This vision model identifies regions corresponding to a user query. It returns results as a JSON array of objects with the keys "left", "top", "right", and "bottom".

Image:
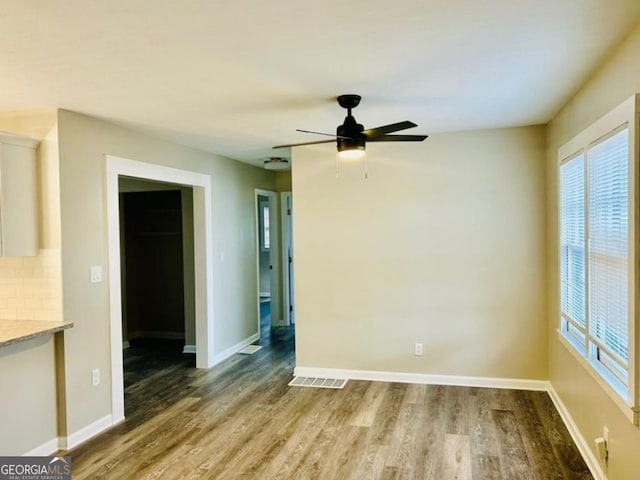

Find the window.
[
  {"left": 260, "top": 202, "right": 270, "bottom": 250},
  {"left": 558, "top": 95, "right": 638, "bottom": 424}
]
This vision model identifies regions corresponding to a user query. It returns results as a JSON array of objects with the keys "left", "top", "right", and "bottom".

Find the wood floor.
[{"left": 63, "top": 318, "right": 592, "bottom": 479}]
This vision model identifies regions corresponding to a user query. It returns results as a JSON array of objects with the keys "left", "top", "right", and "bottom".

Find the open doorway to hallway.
[
  {"left": 255, "top": 189, "right": 282, "bottom": 339},
  {"left": 254, "top": 189, "right": 295, "bottom": 336},
  {"left": 256, "top": 192, "right": 273, "bottom": 335}
]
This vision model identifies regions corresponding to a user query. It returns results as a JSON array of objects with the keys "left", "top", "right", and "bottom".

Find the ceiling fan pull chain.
[
  {"left": 335, "top": 154, "right": 339, "bottom": 178},
  {"left": 364, "top": 155, "right": 368, "bottom": 180}
]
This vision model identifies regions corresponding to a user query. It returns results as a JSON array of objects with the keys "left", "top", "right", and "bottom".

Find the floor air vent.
[
  {"left": 288, "top": 376, "right": 348, "bottom": 389},
  {"left": 238, "top": 345, "right": 263, "bottom": 355}
]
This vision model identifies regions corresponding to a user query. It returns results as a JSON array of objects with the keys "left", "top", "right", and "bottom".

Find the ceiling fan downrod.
[{"left": 336, "top": 95, "right": 365, "bottom": 155}]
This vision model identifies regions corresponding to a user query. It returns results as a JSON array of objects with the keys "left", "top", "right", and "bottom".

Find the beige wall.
[
  {"left": 56, "top": 110, "right": 275, "bottom": 435},
  {"left": 293, "top": 126, "right": 547, "bottom": 378},
  {"left": 0, "top": 109, "right": 57, "bottom": 141},
  {"left": 275, "top": 170, "right": 292, "bottom": 192},
  {"left": 546, "top": 23, "right": 640, "bottom": 480}
]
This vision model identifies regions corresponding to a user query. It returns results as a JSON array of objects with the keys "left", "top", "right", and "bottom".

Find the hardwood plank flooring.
[{"left": 62, "top": 322, "right": 592, "bottom": 479}]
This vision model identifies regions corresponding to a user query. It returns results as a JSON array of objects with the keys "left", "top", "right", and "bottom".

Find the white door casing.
[
  {"left": 281, "top": 192, "right": 295, "bottom": 325},
  {"left": 106, "top": 155, "right": 214, "bottom": 423}
]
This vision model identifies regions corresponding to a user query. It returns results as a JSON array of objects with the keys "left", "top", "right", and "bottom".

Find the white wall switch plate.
[
  {"left": 90, "top": 265, "right": 102, "bottom": 283},
  {"left": 91, "top": 368, "right": 100, "bottom": 386}
]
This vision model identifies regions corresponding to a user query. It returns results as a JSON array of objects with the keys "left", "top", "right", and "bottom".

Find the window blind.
[
  {"left": 588, "top": 128, "right": 629, "bottom": 367},
  {"left": 560, "top": 155, "right": 586, "bottom": 327}
]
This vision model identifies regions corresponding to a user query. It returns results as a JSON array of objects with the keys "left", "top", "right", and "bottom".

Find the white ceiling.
[{"left": 1, "top": 1, "right": 639, "bottom": 166}]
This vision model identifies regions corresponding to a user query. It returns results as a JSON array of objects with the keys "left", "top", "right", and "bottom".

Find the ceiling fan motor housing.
[{"left": 337, "top": 114, "right": 365, "bottom": 152}]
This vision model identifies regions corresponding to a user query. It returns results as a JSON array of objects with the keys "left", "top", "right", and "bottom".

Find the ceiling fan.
[{"left": 273, "top": 94, "right": 428, "bottom": 159}]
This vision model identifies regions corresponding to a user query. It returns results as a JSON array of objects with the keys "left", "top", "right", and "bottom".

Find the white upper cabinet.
[{"left": 0, "top": 132, "right": 39, "bottom": 257}]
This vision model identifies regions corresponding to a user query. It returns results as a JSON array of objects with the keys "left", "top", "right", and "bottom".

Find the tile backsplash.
[{"left": 0, "top": 249, "right": 63, "bottom": 321}]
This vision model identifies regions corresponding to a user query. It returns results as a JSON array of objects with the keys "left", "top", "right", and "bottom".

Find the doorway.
[
  {"left": 106, "top": 156, "right": 214, "bottom": 424},
  {"left": 255, "top": 190, "right": 281, "bottom": 337},
  {"left": 120, "top": 188, "right": 191, "bottom": 348},
  {"left": 257, "top": 193, "right": 272, "bottom": 333}
]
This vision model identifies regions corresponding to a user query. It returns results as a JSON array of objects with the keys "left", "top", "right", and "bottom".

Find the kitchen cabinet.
[{"left": 0, "top": 132, "right": 38, "bottom": 256}]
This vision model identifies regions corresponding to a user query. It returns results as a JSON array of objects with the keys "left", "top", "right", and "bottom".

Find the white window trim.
[{"left": 557, "top": 94, "right": 640, "bottom": 426}]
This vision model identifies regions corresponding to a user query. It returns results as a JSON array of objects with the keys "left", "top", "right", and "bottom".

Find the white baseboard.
[
  {"left": 547, "top": 384, "right": 605, "bottom": 480},
  {"left": 183, "top": 344, "right": 196, "bottom": 354},
  {"left": 293, "top": 367, "right": 549, "bottom": 391},
  {"left": 59, "top": 414, "right": 114, "bottom": 451},
  {"left": 212, "top": 333, "right": 260, "bottom": 365},
  {"left": 23, "top": 437, "right": 60, "bottom": 456}
]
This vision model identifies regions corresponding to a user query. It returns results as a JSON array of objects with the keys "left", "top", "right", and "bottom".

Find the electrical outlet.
[
  {"left": 414, "top": 343, "right": 423, "bottom": 356},
  {"left": 91, "top": 368, "right": 100, "bottom": 387},
  {"left": 595, "top": 437, "right": 607, "bottom": 461}
]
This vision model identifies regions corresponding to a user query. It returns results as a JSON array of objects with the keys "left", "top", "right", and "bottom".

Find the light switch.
[
  {"left": 90, "top": 266, "right": 102, "bottom": 283},
  {"left": 91, "top": 368, "right": 100, "bottom": 386}
]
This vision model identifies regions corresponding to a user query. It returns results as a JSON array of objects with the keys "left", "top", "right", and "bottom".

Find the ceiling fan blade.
[
  {"left": 362, "top": 121, "right": 417, "bottom": 138},
  {"left": 296, "top": 129, "right": 352, "bottom": 140},
  {"left": 272, "top": 139, "right": 335, "bottom": 149},
  {"left": 368, "top": 134, "right": 429, "bottom": 142}
]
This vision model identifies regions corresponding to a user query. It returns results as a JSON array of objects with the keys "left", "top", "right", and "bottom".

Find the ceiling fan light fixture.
[
  {"left": 337, "top": 130, "right": 365, "bottom": 160},
  {"left": 338, "top": 147, "right": 365, "bottom": 160},
  {"left": 263, "top": 157, "right": 290, "bottom": 171}
]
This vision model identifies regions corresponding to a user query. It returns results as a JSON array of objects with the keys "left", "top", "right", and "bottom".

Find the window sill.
[{"left": 557, "top": 330, "right": 639, "bottom": 426}]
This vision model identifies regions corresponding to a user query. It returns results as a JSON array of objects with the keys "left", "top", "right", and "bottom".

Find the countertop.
[{"left": 0, "top": 319, "right": 73, "bottom": 347}]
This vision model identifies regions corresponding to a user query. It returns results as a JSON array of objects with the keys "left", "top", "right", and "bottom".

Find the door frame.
[
  {"left": 254, "top": 189, "right": 281, "bottom": 334},
  {"left": 106, "top": 155, "right": 215, "bottom": 423},
  {"left": 281, "top": 192, "right": 294, "bottom": 325}
]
